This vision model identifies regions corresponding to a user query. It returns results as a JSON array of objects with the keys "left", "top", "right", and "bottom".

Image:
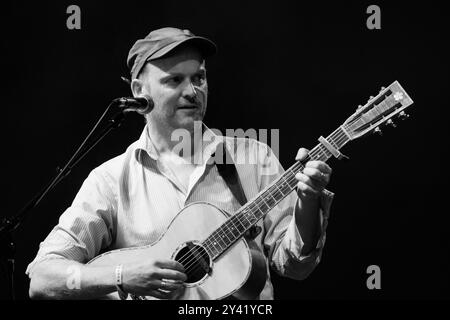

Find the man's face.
[{"left": 139, "top": 46, "right": 208, "bottom": 132}]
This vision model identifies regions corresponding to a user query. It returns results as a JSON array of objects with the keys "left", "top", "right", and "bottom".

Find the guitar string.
[
  {"left": 199, "top": 126, "right": 348, "bottom": 252},
  {"left": 343, "top": 95, "right": 397, "bottom": 130},
  {"left": 176, "top": 127, "right": 349, "bottom": 274},
  {"left": 185, "top": 113, "right": 396, "bottom": 275},
  {"left": 179, "top": 148, "right": 343, "bottom": 277},
  {"left": 176, "top": 127, "right": 349, "bottom": 275},
  {"left": 205, "top": 131, "right": 346, "bottom": 252},
  {"left": 178, "top": 160, "right": 320, "bottom": 276},
  {"left": 178, "top": 97, "right": 402, "bottom": 275},
  {"left": 177, "top": 127, "right": 350, "bottom": 275},
  {"left": 183, "top": 130, "right": 340, "bottom": 256}
]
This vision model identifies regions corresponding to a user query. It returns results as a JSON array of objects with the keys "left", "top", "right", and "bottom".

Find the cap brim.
[{"left": 148, "top": 36, "right": 217, "bottom": 61}]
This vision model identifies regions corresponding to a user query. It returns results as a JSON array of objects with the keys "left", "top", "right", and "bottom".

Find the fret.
[
  {"left": 330, "top": 128, "right": 345, "bottom": 149},
  {"left": 285, "top": 168, "right": 298, "bottom": 188},
  {"left": 231, "top": 215, "right": 246, "bottom": 235},
  {"left": 278, "top": 174, "right": 290, "bottom": 195},
  {"left": 264, "top": 195, "right": 275, "bottom": 208},
  {"left": 267, "top": 188, "right": 278, "bottom": 203},
  {"left": 315, "top": 145, "right": 329, "bottom": 161},
  {"left": 321, "top": 144, "right": 330, "bottom": 159},
  {"left": 206, "top": 244, "right": 218, "bottom": 257},
  {"left": 239, "top": 211, "right": 252, "bottom": 229},
  {"left": 255, "top": 205, "right": 266, "bottom": 220},
  {"left": 321, "top": 145, "right": 331, "bottom": 160},
  {"left": 286, "top": 170, "right": 298, "bottom": 189},
  {"left": 217, "top": 234, "right": 228, "bottom": 249},
  {"left": 263, "top": 192, "right": 279, "bottom": 212},
  {"left": 210, "top": 236, "right": 224, "bottom": 252},
  {"left": 234, "top": 213, "right": 250, "bottom": 238},
  {"left": 244, "top": 206, "right": 261, "bottom": 227},
  {"left": 227, "top": 219, "right": 241, "bottom": 238},
  {"left": 261, "top": 194, "right": 274, "bottom": 208},
  {"left": 273, "top": 181, "right": 285, "bottom": 198},
  {"left": 220, "top": 226, "right": 234, "bottom": 244},
  {"left": 248, "top": 210, "right": 258, "bottom": 225},
  {"left": 259, "top": 195, "right": 270, "bottom": 209},
  {"left": 246, "top": 212, "right": 257, "bottom": 225},
  {"left": 240, "top": 210, "right": 260, "bottom": 230},
  {"left": 309, "top": 146, "right": 319, "bottom": 160},
  {"left": 329, "top": 128, "right": 349, "bottom": 151},
  {"left": 256, "top": 196, "right": 271, "bottom": 212},
  {"left": 236, "top": 214, "right": 249, "bottom": 233},
  {"left": 216, "top": 230, "right": 226, "bottom": 245}
]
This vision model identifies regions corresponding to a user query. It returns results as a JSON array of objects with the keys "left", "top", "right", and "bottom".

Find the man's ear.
[{"left": 131, "top": 79, "right": 144, "bottom": 97}]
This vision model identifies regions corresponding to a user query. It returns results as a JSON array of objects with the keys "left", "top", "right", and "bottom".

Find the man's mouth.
[{"left": 177, "top": 105, "right": 199, "bottom": 110}]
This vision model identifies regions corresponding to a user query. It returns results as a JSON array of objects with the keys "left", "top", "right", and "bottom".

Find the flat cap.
[{"left": 127, "top": 27, "right": 217, "bottom": 80}]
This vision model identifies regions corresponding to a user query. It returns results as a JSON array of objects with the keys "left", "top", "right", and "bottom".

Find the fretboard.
[{"left": 202, "top": 126, "right": 351, "bottom": 260}]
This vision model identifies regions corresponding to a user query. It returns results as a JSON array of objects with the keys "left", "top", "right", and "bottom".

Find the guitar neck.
[{"left": 203, "top": 125, "right": 352, "bottom": 260}]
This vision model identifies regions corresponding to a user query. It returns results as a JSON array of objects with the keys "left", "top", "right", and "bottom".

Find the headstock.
[{"left": 343, "top": 81, "right": 413, "bottom": 140}]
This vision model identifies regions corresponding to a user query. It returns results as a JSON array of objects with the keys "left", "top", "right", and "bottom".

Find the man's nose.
[{"left": 182, "top": 80, "right": 198, "bottom": 100}]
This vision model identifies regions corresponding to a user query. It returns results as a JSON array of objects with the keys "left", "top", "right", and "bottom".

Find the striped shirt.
[{"left": 26, "top": 124, "right": 334, "bottom": 299}]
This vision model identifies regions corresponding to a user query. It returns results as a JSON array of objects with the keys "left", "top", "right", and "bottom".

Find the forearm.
[
  {"left": 29, "top": 259, "right": 117, "bottom": 299},
  {"left": 294, "top": 196, "right": 321, "bottom": 255}
]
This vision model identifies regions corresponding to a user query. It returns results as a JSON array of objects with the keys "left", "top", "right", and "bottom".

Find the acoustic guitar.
[{"left": 88, "top": 81, "right": 414, "bottom": 299}]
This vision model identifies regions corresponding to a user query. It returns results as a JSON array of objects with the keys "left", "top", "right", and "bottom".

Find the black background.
[{"left": 1, "top": 1, "right": 449, "bottom": 300}]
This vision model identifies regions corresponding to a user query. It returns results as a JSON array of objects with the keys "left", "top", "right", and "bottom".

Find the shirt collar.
[{"left": 134, "top": 124, "right": 158, "bottom": 161}]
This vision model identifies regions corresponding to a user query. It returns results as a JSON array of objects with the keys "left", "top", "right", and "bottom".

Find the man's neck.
[{"left": 146, "top": 121, "right": 203, "bottom": 162}]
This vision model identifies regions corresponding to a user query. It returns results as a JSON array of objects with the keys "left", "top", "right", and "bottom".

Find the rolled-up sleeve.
[
  {"left": 26, "top": 168, "right": 116, "bottom": 277},
  {"left": 257, "top": 142, "right": 334, "bottom": 280},
  {"left": 273, "top": 190, "right": 333, "bottom": 280}
]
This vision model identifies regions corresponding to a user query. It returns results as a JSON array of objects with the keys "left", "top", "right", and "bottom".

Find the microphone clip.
[{"left": 114, "top": 96, "right": 153, "bottom": 115}]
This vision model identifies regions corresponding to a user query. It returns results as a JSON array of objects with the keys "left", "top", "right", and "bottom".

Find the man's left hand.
[{"left": 294, "top": 148, "right": 332, "bottom": 200}]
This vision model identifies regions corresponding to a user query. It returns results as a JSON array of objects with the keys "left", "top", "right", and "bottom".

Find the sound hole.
[{"left": 174, "top": 242, "right": 211, "bottom": 284}]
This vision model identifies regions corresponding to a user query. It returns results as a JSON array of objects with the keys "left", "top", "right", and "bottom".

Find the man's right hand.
[{"left": 121, "top": 259, "right": 187, "bottom": 299}]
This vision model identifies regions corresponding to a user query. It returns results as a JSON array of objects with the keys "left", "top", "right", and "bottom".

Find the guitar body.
[{"left": 88, "top": 202, "right": 267, "bottom": 300}]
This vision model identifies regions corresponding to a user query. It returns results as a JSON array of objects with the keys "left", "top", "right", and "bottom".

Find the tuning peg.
[
  {"left": 398, "top": 111, "right": 409, "bottom": 120},
  {"left": 379, "top": 86, "right": 386, "bottom": 92},
  {"left": 356, "top": 104, "right": 363, "bottom": 110},
  {"left": 368, "top": 96, "right": 374, "bottom": 101},
  {"left": 386, "top": 119, "right": 397, "bottom": 128},
  {"left": 374, "top": 127, "right": 382, "bottom": 135}
]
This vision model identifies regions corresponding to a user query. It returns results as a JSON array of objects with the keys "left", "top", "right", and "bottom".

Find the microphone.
[{"left": 116, "top": 96, "right": 154, "bottom": 115}]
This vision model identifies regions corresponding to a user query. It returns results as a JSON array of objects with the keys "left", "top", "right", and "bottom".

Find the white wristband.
[{"left": 115, "top": 265, "right": 128, "bottom": 300}]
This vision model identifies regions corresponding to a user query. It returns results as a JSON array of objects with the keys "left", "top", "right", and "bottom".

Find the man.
[{"left": 27, "top": 27, "right": 333, "bottom": 299}]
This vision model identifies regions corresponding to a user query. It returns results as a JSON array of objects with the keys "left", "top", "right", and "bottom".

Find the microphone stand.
[{"left": 0, "top": 98, "right": 133, "bottom": 300}]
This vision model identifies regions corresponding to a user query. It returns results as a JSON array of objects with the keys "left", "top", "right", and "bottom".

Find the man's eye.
[
  {"left": 192, "top": 74, "right": 206, "bottom": 85},
  {"left": 167, "top": 76, "right": 182, "bottom": 84}
]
